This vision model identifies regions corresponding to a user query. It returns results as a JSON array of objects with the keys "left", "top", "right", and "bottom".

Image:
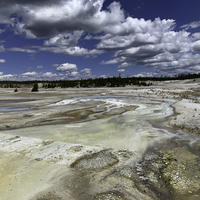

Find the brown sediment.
[
  {"left": 36, "top": 192, "right": 62, "bottom": 200},
  {"left": 94, "top": 191, "right": 125, "bottom": 200},
  {"left": 134, "top": 138, "right": 200, "bottom": 200},
  {"left": 0, "top": 103, "right": 138, "bottom": 131},
  {"left": 148, "top": 102, "right": 183, "bottom": 134},
  {"left": 70, "top": 149, "right": 119, "bottom": 172},
  {"left": 148, "top": 117, "right": 177, "bottom": 134}
]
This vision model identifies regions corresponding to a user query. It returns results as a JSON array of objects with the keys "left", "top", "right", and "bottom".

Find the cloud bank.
[
  {"left": 0, "top": 61, "right": 95, "bottom": 81},
  {"left": 0, "top": 0, "right": 200, "bottom": 76},
  {"left": 0, "top": 68, "right": 94, "bottom": 81}
]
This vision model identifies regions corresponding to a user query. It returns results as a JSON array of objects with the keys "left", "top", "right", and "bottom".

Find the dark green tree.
[{"left": 31, "top": 81, "right": 39, "bottom": 92}]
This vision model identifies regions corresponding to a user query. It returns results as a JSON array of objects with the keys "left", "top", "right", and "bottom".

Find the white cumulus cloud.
[
  {"left": 56, "top": 63, "right": 78, "bottom": 73},
  {"left": 0, "top": 59, "right": 5, "bottom": 63},
  {"left": 36, "top": 66, "right": 44, "bottom": 69},
  {"left": 118, "top": 62, "right": 131, "bottom": 68},
  {"left": 0, "top": 0, "right": 124, "bottom": 38},
  {"left": 22, "top": 71, "right": 38, "bottom": 76},
  {"left": 133, "top": 72, "right": 156, "bottom": 77},
  {"left": 193, "top": 33, "right": 200, "bottom": 40},
  {"left": 117, "top": 69, "right": 125, "bottom": 72},
  {"left": 192, "top": 40, "right": 200, "bottom": 52},
  {"left": 0, "top": 45, "right": 5, "bottom": 52},
  {"left": 44, "top": 31, "right": 83, "bottom": 47},
  {"left": 81, "top": 68, "right": 91, "bottom": 74}
]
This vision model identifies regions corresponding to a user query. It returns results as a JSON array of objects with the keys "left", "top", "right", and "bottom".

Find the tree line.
[{"left": 0, "top": 72, "right": 200, "bottom": 89}]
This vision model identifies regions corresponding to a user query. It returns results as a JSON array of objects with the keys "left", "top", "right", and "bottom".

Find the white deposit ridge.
[
  {"left": 0, "top": 133, "right": 101, "bottom": 166},
  {"left": 48, "top": 97, "right": 135, "bottom": 108},
  {"left": 48, "top": 96, "right": 175, "bottom": 117}
]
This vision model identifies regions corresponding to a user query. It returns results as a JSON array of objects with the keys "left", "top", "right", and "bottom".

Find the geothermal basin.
[{"left": 0, "top": 84, "right": 200, "bottom": 200}]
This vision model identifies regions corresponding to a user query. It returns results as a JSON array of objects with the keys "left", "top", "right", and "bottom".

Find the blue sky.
[{"left": 0, "top": 0, "right": 200, "bottom": 81}]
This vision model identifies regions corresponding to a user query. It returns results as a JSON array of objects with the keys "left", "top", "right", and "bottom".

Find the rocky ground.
[{"left": 0, "top": 79, "right": 200, "bottom": 200}]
